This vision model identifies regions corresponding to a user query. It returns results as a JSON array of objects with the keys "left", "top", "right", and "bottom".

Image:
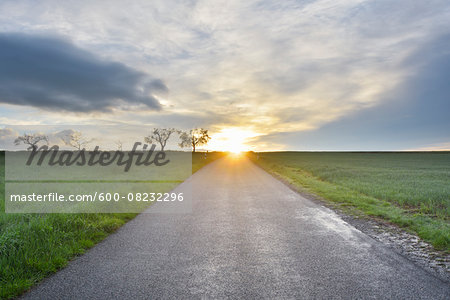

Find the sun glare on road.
[{"left": 207, "top": 127, "right": 259, "bottom": 154}]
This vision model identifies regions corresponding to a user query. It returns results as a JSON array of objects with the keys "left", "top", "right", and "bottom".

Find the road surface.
[{"left": 23, "top": 156, "right": 449, "bottom": 299}]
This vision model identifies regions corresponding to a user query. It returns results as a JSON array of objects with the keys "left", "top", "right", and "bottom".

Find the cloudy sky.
[{"left": 0, "top": 0, "right": 449, "bottom": 151}]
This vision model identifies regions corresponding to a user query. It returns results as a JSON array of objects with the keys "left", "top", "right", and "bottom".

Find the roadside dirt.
[
  {"left": 337, "top": 210, "right": 449, "bottom": 283},
  {"left": 262, "top": 166, "right": 450, "bottom": 284}
]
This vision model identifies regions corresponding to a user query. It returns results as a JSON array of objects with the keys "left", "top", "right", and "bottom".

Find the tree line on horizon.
[{"left": 13, "top": 128, "right": 211, "bottom": 153}]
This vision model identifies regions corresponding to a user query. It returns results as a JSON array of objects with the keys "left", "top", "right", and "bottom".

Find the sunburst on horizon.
[{"left": 207, "top": 127, "right": 259, "bottom": 154}]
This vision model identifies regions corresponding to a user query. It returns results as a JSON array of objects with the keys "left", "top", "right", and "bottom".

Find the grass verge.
[
  {"left": 248, "top": 152, "right": 449, "bottom": 252},
  {"left": 0, "top": 151, "right": 224, "bottom": 299}
]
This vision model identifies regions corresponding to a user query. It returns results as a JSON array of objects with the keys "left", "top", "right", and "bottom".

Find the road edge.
[{"left": 247, "top": 158, "right": 450, "bottom": 283}]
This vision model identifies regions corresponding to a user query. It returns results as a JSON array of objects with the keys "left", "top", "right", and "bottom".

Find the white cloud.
[
  {"left": 0, "top": 127, "right": 19, "bottom": 150},
  {"left": 0, "top": 0, "right": 449, "bottom": 149}
]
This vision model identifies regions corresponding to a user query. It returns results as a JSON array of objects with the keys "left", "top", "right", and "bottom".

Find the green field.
[
  {"left": 0, "top": 151, "right": 224, "bottom": 299},
  {"left": 249, "top": 152, "right": 450, "bottom": 251}
]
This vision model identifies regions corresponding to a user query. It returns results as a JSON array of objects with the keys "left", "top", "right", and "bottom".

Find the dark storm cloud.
[{"left": 0, "top": 33, "right": 166, "bottom": 112}]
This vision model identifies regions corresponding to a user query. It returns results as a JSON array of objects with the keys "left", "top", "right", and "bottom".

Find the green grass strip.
[{"left": 250, "top": 156, "right": 449, "bottom": 252}]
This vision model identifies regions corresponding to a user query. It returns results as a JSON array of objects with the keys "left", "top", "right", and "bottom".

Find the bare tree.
[
  {"left": 61, "top": 131, "right": 93, "bottom": 150},
  {"left": 144, "top": 128, "right": 177, "bottom": 151},
  {"left": 14, "top": 133, "right": 48, "bottom": 151},
  {"left": 115, "top": 140, "right": 123, "bottom": 151},
  {"left": 179, "top": 128, "right": 211, "bottom": 153}
]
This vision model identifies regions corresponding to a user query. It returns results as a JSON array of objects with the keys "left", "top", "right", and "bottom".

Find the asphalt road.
[{"left": 23, "top": 156, "right": 449, "bottom": 299}]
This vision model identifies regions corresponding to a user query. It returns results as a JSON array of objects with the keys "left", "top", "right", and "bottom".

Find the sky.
[{"left": 0, "top": 0, "right": 449, "bottom": 151}]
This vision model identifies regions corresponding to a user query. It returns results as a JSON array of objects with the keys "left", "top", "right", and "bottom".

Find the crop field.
[
  {"left": 0, "top": 151, "right": 224, "bottom": 299},
  {"left": 249, "top": 152, "right": 449, "bottom": 251}
]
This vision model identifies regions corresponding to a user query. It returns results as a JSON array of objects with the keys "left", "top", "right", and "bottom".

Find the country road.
[{"left": 23, "top": 156, "right": 449, "bottom": 299}]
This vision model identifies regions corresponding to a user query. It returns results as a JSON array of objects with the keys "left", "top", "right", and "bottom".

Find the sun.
[{"left": 207, "top": 127, "right": 259, "bottom": 153}]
